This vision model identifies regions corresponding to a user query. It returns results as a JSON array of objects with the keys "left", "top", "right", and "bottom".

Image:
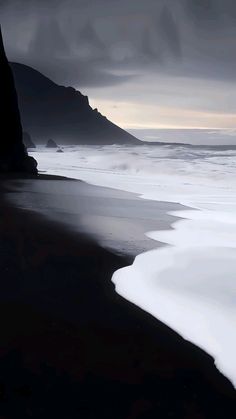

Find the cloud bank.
[{"left": 1, "top": 0, "right": 236, "bottom": 130}]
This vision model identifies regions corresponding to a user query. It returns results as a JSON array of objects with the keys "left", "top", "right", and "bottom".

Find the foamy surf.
[{"left": 31, "top": 143, "right": 236, "bottom": 387}]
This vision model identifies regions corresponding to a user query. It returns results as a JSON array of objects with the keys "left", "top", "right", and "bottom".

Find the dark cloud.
[
  {"left": 184, "top": 0, "right": 220, "bottom": 22},
  {"left": 184, "top": 0, "right": 236, "bottom": 21},
  {"left": 158, "top": 6, "right": 182, "bottom": 59},
  {"left": 78, "top": 21, "right": 105, "bottom": 51},
  {"left": 11, "top": 13, "right": 136, "bottom": 87},
  {"left": 28, "top": 18, "right": 70, "bottom": 59},
  {"left": 1, "top": 0, "right": 236, "bottom": 88}
]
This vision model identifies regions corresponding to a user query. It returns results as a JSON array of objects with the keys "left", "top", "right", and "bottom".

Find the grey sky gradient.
[{"left": 1, "top": 0, "right": 236, "bottom": 130}]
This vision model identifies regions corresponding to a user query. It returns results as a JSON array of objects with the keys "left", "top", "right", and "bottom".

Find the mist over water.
[
  {"left": 32, "top": 142, "right": 236, "bottom": 205},
  {"left": 32, "top": 142, "right": 236, "bottom": 387},
  {"left": 129, "top": 128, "right": 236, "bottom": 146}
]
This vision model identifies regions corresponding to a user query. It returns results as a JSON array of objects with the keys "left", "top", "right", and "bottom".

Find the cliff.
[
  {"left": 0, "top": 27, "right": 37, "bottom": 173},
  {"left": 11, "top": 62, "right": 140, "bottom": 145}
]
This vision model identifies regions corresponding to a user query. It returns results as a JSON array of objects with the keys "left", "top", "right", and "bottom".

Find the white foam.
[
  {"left": 112, "top": 246, "right": 236, "bottom": 385},
  {"left": 31, "top": 144, "right": 236, "bottom": 387}
]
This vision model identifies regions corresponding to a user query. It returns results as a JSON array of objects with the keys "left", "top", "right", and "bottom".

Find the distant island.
[{"left": 11, "top": 62, "right": 141, "bottom": 146}]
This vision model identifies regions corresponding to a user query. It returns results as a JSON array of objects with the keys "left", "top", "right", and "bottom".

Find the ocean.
[{"left": 30, "top": 142, "right": 236, "bottom": 388}]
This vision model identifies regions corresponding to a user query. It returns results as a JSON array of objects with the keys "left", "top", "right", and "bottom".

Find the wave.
[{"left": 32, "top": 143, "right": 236, "bottom": 387}]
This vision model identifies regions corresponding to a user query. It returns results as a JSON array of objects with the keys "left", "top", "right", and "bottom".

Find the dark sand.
[
  {"left": 0, "top": 174, "right": 235, "bottom": 418},
  {"left": 5, "top": 177, "right": 183, "bottom": 256}
]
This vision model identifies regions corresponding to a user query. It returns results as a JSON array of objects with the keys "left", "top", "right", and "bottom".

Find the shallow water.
[{"left": 31, "top": 143, "right": 236, "bottom": 387}]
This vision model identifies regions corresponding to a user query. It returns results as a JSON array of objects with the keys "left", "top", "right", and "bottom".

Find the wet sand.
[
  {"left": 0, "top": 173, "right": 235, "bottom": 418},
  {"left": 5, "top": 176, "right": 183, "bottom": 256}
]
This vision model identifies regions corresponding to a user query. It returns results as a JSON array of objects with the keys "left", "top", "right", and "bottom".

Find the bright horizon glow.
[{"left": 88, "top": 97, "right": 236, "bottom": 131}]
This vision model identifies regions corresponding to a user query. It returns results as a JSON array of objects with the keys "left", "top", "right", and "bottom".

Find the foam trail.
[
  {"left": 113, "top": 229, "right": 236, "bottom": 387},
  {"left": 31, "top": 144, "right": 236, "bottom": 387}
]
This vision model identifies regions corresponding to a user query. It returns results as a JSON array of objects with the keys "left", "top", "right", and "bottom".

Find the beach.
[
  {"left": 5, "top": 175, "right": 183, "bottom": 256},
  {"left": 0, "top": 173, "right": 235, "bottom": 418}
]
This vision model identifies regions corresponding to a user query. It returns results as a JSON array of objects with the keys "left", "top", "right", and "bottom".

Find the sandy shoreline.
[
  {"left": 5, "top": 175, "right": 184, "bottom": 256},
  {"left": 0, "top": 173, "right": 235, "bottom": 418}
]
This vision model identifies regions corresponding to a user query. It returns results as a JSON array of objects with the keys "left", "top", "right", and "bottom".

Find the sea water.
[{"left": 31, "top": 142, "right": 236, "bottom": 387}]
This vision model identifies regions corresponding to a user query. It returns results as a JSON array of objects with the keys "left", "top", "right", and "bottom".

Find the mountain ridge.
[{"left": 10, "top": 62, "right": 140, "bottom": 145}]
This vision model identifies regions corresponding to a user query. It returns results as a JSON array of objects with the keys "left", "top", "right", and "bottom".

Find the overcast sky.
[{"left": 1, "top": 0, "right": 236, "bottom": 131}]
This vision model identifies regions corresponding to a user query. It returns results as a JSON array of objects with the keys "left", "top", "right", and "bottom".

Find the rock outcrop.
[
  {"left": 0, "top": 26, "right": 37, "bottom": 173},
  {"left": 23, "top": 132, "right": 36, "bottom": 149},
  {"left": 46, "top": 139, "right": 58, "bottom": 148},
  {"left": 11, "top": 62, "right": 141, "bottom": 145}
]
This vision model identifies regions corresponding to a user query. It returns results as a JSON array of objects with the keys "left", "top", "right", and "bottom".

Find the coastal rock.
[
  {"left": 23, "top": 132, "right": 36, "bottom": 149},
  {"left": 0, "top": 26, "right": 37, "bottom": 174},
  {"left": 46, "top": 139, "right": 58, "bottom": 148}
]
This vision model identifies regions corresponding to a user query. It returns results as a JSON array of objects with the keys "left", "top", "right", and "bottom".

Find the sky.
[{"left": 1, "top": 0, "right": 236, "bottom": 133}]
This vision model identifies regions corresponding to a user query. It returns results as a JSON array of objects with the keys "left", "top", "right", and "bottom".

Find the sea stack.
[
  {"left": 46, "top": 139, "right": 58, "bottom": 148},
  {"left": 0, "top": 25, "right": 37, "bottom": 173}
]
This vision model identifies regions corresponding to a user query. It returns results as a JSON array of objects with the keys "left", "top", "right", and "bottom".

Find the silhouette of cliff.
[
  {"left": 23, "top": 132, "right": 36, "bottom": 149},
  {"left": 0, "top": 27, "right": 37, "bottom": 173},
  {"left": 10, "top": 62, "right": 140, "bottom": 145}
]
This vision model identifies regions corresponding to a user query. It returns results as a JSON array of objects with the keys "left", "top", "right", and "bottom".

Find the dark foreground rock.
[
  {"left": 0, "top": 26, "right": 37, "bottom": 174},
  {"left": 46, "top": 139, "right": 58, "bottom": 148}
]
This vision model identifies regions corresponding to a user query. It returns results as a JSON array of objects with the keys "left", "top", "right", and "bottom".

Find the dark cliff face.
[
  {"left": 0, "top": 27, "right": 37, "bottom": 173},
  {"left": 23, "top": 132, "right": 36, "bottom": 149},
  {"left": 11, "top": 62, "right": 141, "bottom": 145}
]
